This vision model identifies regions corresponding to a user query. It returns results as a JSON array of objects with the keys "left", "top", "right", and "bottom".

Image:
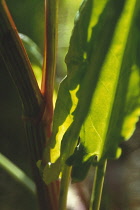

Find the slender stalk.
[
  {"left": 0, "top": 153, "right": 36, "bottom": 194},
  {"left": 41, "top": 0, "right": 59, "bottom": 138},
  {"left": 90, "top": 159, "right": 107, "bottom": 210},
  {"left": 58, "top": 166, "right": 71, "bottom": 210},
  {"left": 40, "top": 1, "right": 60, "bottom": 208}
]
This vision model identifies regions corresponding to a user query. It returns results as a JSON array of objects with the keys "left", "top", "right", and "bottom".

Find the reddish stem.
[{"left": 41, "top": 0, "right": 58, "bottom": 140}]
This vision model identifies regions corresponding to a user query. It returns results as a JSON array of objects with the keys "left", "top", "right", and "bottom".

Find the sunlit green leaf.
[
  {"left": 70, "top": 0, "right": 140, "bottom": 182},
  {"left": 41, "top": 0, "right": 95, "bottom": 184},
  {"left": 40, "top": 0, "right": 140, "bottom": 184}
]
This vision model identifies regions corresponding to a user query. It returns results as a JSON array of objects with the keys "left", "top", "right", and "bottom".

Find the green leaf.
[
  {"left": 40, "top": 0, "right": 140, "bottom": 184},
  {"left": 19, "top": 33, "right": 43, "bottom": 68},
  {"left": 41, "top": 0, "right": 95, "bottom": 184},
  {"left": 0, "top": 153, "right": 35, "bottom": 194},
  {"left": 19, "top": 33, "right": 43, "bottom": 87},
  {"left": 69, "top": 0, "right": 140, "bottom": 182}
]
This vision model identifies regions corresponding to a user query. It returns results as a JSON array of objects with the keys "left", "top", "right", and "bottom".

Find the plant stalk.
[
  {"left": 58, "top": 166, "right": 71, "bottom": 210},
  {"left": 41, "top": 0, "right": 59, "bottom": 139},
  {"left": 90, "top": 159, "right": 107, "bottom": 210}
]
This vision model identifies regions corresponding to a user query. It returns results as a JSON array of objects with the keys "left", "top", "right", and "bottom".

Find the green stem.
[
  {"left": 59, "top": 166, "right": 71, "bottom": 210},
  {"left": 90, "top": 159, "right": 107, "bottom": 210}
]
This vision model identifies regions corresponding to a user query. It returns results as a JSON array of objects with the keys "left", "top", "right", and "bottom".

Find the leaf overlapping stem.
[
  {"left": 2, "top": 0, "right": 139, "bottom": 209},
  {"left": 41, "top": 0, "right": 140, "bottom": 209}
]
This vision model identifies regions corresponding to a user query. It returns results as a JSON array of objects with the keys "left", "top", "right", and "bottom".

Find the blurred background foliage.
[
  {"left": 6, "top": 0, "right": 82, "bottom": 81},
  {"left": 0, "top": 0, "right": 140, "bottom": 210}
]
